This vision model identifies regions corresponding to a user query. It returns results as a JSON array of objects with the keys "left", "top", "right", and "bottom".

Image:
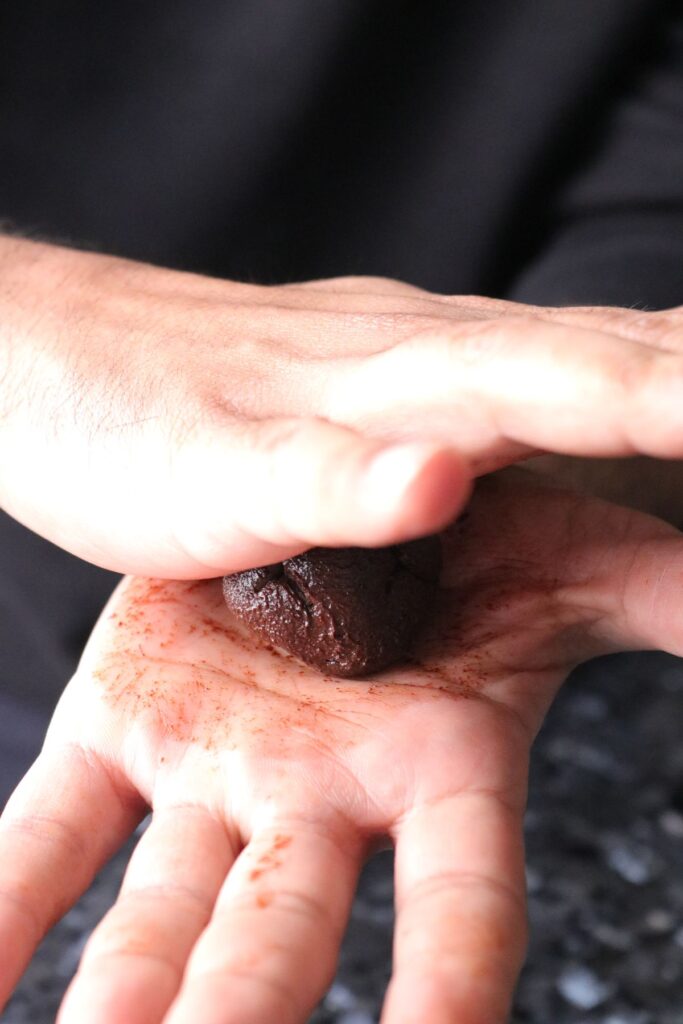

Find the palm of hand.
[{"left": 2, "top": 472, "right": 682, "bottom": 1024}]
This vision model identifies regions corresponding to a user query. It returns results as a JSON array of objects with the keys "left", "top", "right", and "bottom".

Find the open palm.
[{"left": 1, "top": 471, "right": 682, "bottom": 1024}]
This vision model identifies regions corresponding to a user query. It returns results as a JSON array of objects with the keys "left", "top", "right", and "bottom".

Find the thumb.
[
  {"left": 169, "top": 415, "right": 470, "bottom": 576},
  {"left": 583, "top": 522, "right": 683, "bottom": 657}
]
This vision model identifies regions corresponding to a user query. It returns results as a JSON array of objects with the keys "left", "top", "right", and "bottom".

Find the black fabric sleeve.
[{"left": 508, "top": 4, "right": 683, "bottom": 311}]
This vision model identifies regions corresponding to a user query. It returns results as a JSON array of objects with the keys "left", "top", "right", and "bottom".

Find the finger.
[
  {"left": 0, "top": 743, "right": 143, "bottom": 1009},
  {"left": 576, "top": 523, "right": 683, "bottom": 657},
  {"left": 384, "top": 789, "right": 528, "bottom": 1024},
  {"left": 327, "top": 317, "right": 683, "bottom": 463},
  {"left": 172, "top": 417, "right": 470, "bottom": 574},
  {"left": 165, "top": 819, "right": 362, "bottom": 1024},
  {"left": 58, "top": 804, "right": 236, "bottom": 1024}
]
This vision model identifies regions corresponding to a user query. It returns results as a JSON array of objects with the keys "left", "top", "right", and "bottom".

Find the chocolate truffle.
[{"left": 222, "top": 537, "right": 441, "bottom": 677}]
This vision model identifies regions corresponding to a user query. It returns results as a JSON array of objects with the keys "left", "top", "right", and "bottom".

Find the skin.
[
  {"left": 1, "top": 471, "right": 683, "bottom": 1024},
  {"left": 3, "top": 235, "right": 683, "bottom": 577}
]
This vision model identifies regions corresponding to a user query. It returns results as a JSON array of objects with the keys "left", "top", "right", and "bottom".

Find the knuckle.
[
  {"left": 252, "top": 416, "right": 310, "bottom": 460},
  {"left": 595, "top": 308, "right": 640, "bottom": 336},
  {"left": 193, "top": 964, "right": 300, "bottom": 1012},
  {"left": 324, "top": 273, "right": 421, "bottom": 294},
  {"left": 293, "top": 273, "right": 400, "bottom": 294},
  {"left": 606, "top": 346, "right": 658, "bottom": 400},
  {"left": 80, "top": 910, "right": 162, "bottom": 966},
  {"left": 627, "top": 309, "right": 683, "bottom": 348},
  {"left": 0, "top": 886, "right": 43, "bottom": 941},
  {"left": 400, "top": 869, "right": 525, "bottom": 919},
  {"left": 172, "top": 386, "right": 255, "bottom": 452},
  {"left": 396, "top": 872, "right": 527, "bottom": 962},
  {"left": 408, "top": 314, "right": 530, "bottom": 366},
  {"left": 122, "top": 881, "right": 214, "bottom": 916},
  {"left": 562, "top": 307, "right": 683, "bottom": 350},
  {"left": 338, "top": 274, "right": 392, "bottom": 288},
  {"left": 229, "top": 885, "right": 339, "bottom": 933},
  {"left": 167, "top": 396, "right": 219, "bottom": 451},
  {"left": 350, "top": 308, "right": 443, "bottom": 337},
  {"left": 1, "top": 813, "right": 87, "bottom": 862}
]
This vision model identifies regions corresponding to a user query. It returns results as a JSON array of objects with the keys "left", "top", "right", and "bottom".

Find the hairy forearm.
[
  {"left": 0, "top": 235, "right": 97, "bottom": 518},
  {"left": 0, "top": 236, "right": 56, "bottom": 509}
]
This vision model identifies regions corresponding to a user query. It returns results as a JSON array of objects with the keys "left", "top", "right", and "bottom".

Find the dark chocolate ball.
[{"left": 222, "top": 536, "right": 441, "bottom": 677}]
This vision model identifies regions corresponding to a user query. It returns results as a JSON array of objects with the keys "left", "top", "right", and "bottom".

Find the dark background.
[{"left": 1, "top": 1, "right": 683, "bottom": 1020}]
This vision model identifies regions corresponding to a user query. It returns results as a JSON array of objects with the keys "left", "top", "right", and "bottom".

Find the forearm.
[
  {"left": 0, "top": 235, "right": 105, "bottom": 529},
  {"left": 0, "top": 234, "right": 204, "bottom": 565},
  {"left": 0, "top": 236, "right": 62, "bottom": 510}
]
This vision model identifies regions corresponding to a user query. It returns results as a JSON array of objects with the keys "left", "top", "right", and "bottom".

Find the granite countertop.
[{"left": 3, "top": 650, "right": 683, "bottom": 1024}]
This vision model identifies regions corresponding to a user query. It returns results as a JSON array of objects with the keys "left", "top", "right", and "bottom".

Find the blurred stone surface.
[{"left": 3, "top": 651, "right": 683, "bottom": 1022}]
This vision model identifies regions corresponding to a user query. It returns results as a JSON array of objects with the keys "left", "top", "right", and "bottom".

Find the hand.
[
  {"left": 3, "top": 235, "right": 683, "bottom": 576},
  {"left": 1, "top": 471, "right": 682, "bottom": 1024}
]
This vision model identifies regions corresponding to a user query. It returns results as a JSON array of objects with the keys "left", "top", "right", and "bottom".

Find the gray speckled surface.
[{"left": 3, "top": 651, "right": 683, "bottom": 1023}]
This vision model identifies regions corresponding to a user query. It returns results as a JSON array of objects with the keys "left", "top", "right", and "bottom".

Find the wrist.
[{"left": 0, "top": 237, "right": 64, "bottom": 490}]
